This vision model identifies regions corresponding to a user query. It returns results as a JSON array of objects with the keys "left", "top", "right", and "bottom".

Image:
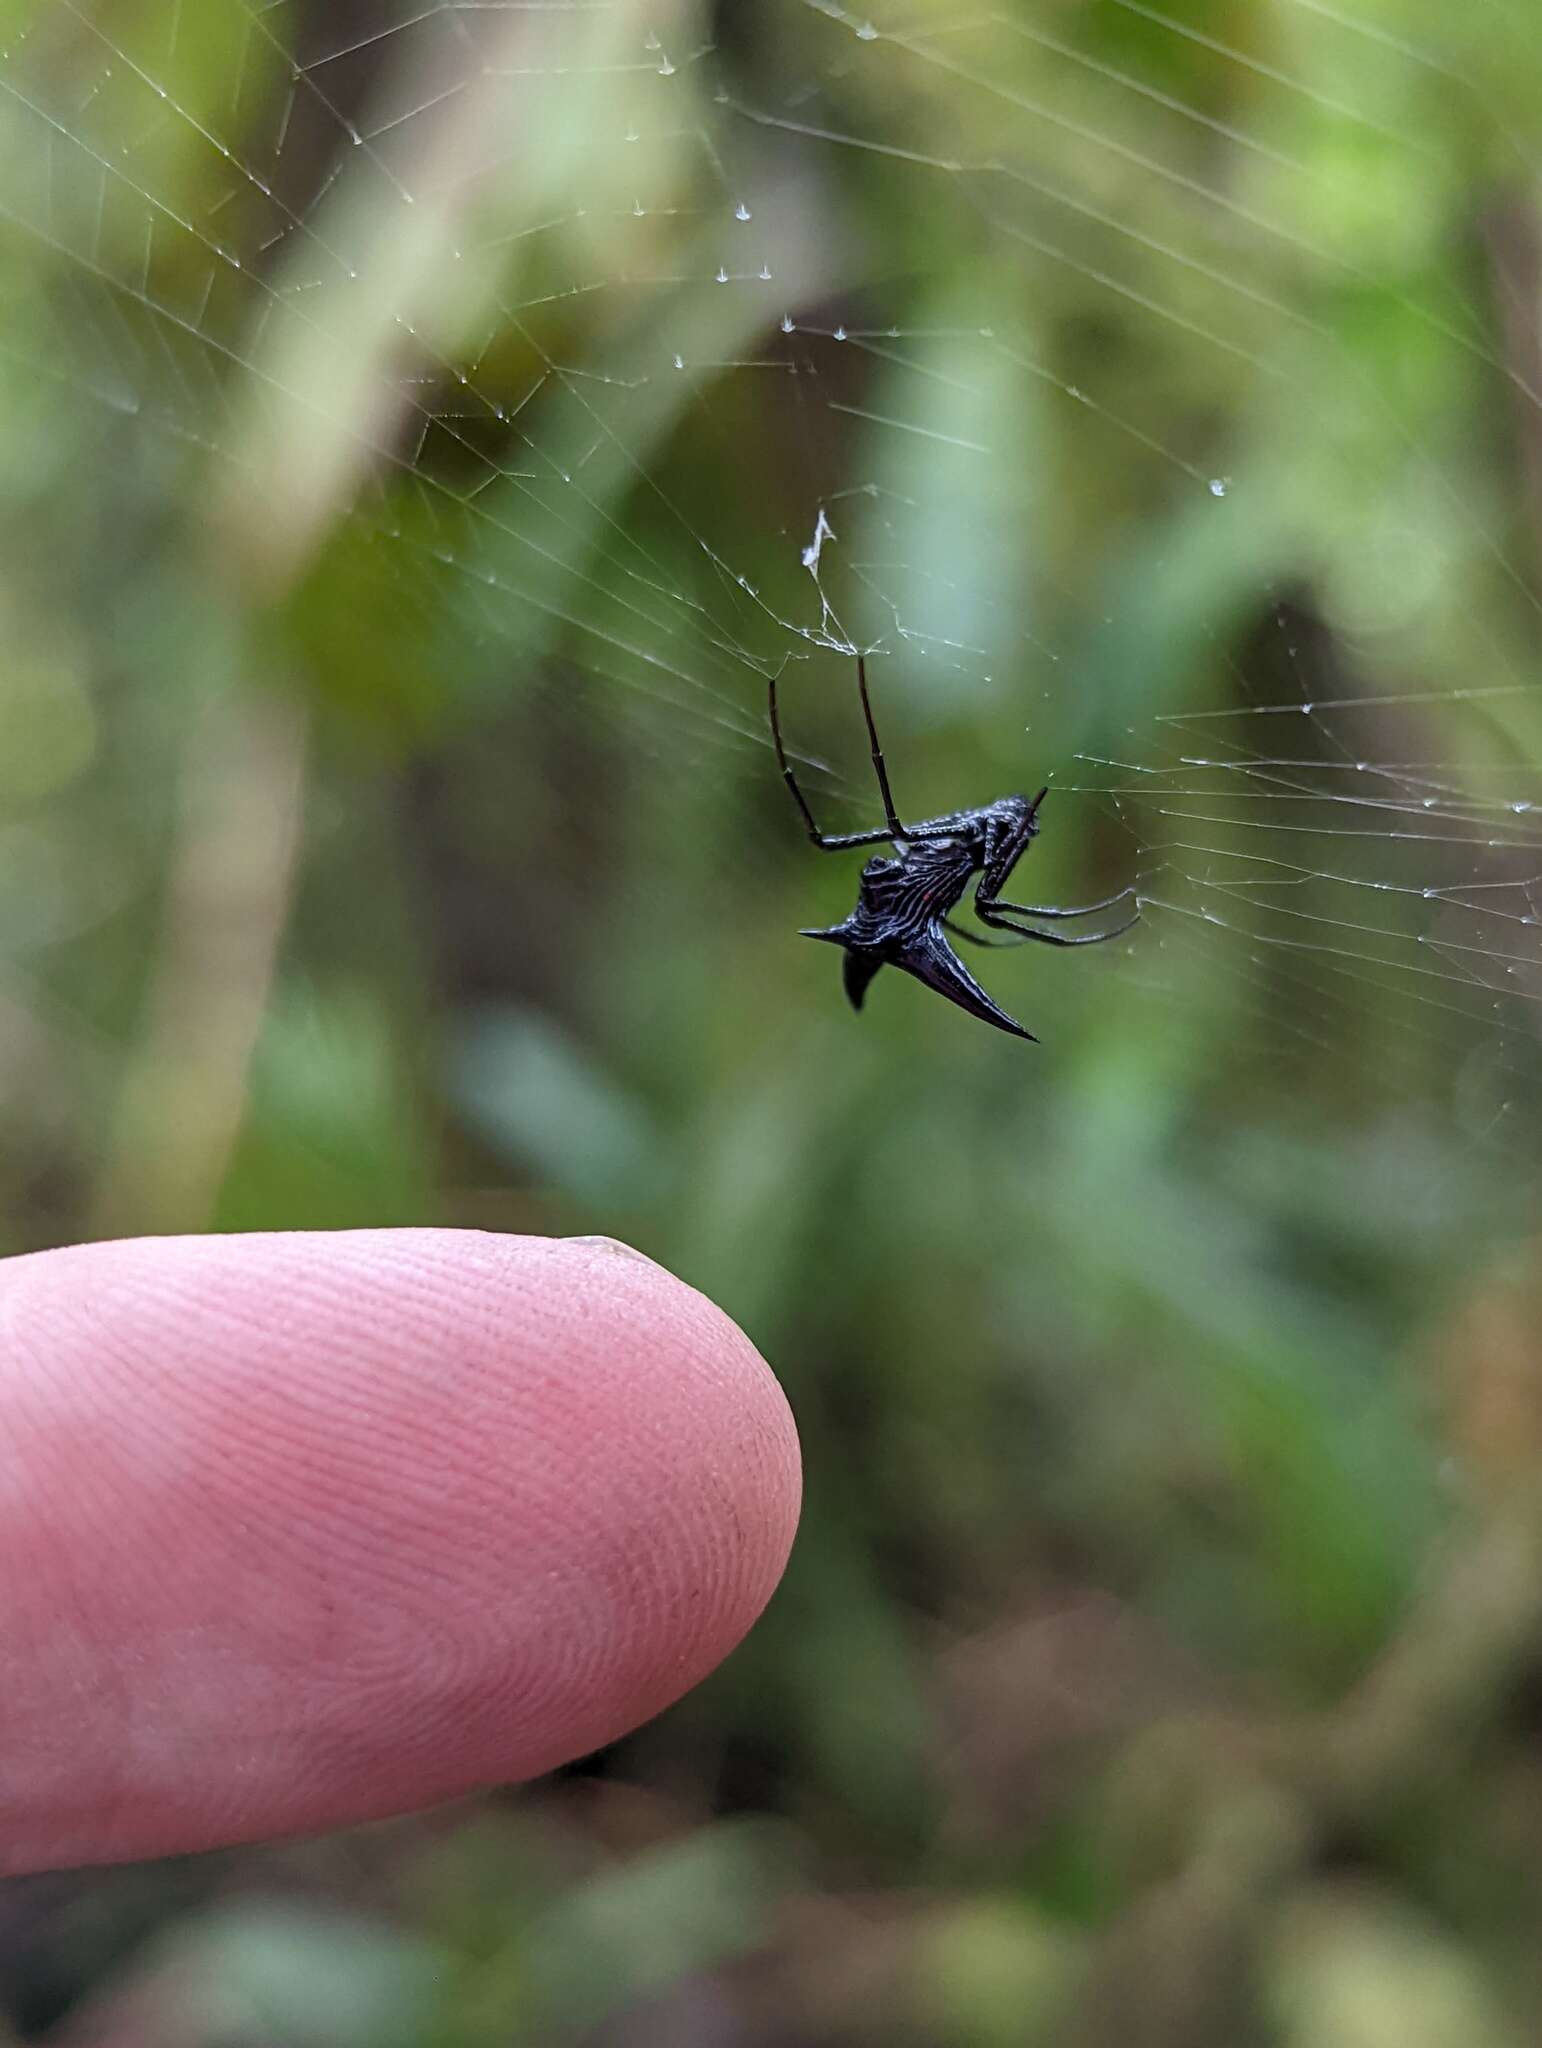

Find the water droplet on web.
[
  {"left": 735, "top": 203, "right": 751, "bottom": 221},
  {"left": 1208, "top": 476, "right": 1229, "bottom": 497},
  {"left": 1512, "top": 800, "right": 1533, "bottom": 814},
  {"left": 759, "top": 264, "right": 773, "bottom": 281},
  {"left": 632, "top": 200, "right": 644, "bottom": 217},
  {"left": 715, "top": 265, "right": 729, "bottom": 283},
  {"left": 855, "top": 20, "right": 879, "bottom": 37},
  {"left": 834, "top": 325, "right": 847, "bottom": 341},
  {"left": 624, "top": 127, "right": 639, "bottom": 143},
  {"left": 657, "top": 58, "right": 676, "bottom": 75},
  {"left": 781, "top": 315, "right": 795, "bottom": 333},
  {"left": 673, "top": 354, "right": 685, "bottom": 370}
]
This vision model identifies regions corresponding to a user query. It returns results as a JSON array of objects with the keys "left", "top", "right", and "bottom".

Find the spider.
[{"left": 769, "top": 656, "right": 1138, "bottom": 1041}]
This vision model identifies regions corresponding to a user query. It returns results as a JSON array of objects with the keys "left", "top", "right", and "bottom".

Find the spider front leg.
[
  {"left": 768, "top": 670, "right": 897, "bottom": 853},
  {"left": 984, "top": 886, "right": 1140, "bottom": 921},
  {"left": 945, "top": 918, "right": 1069, "bottom": 950},
  {"left": 972, "top": 804, "right": 1039, "bottom": 916},
  {"left": 941, "top": 917, "right": 1016, "bottom": 949},
  {"left": 976, "top": 792, "right": 1138, "bottom": 925},
  {"left": 854, "top": 654, "right": 906, "bottom": 841},
  {"left": 975, "top": 902, "right": 1140, "bottom": 948}
]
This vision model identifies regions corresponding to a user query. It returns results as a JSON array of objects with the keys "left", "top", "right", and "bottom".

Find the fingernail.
[{"left": 562, "top": 1235, "right": 660, "bottom": 1267}]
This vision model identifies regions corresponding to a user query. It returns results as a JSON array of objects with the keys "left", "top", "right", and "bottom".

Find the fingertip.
[{"left": 0, "top": 1229, "right": 801, "bottom": 1868}]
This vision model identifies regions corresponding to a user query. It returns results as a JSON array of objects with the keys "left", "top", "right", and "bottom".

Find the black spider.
[{"left": 769, "top": 656, "right": 1138, "bottom": 1041}]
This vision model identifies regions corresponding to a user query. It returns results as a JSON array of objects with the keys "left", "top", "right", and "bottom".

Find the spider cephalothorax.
[{"left": 770, "top": 658, "right": 1137, "bottom": 1040}]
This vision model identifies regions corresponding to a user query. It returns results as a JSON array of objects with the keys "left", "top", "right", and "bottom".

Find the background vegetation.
[{"left": 3, "top": 0, "right": 1542, "bottom": 2039}]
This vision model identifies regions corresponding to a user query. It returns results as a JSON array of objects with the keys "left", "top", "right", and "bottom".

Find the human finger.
[{"left": 0, "top": 1228, "right": 800, "bottom": 1872}]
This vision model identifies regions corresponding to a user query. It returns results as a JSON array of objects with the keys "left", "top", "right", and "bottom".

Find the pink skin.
[{"left": 0, "top": 1230, "right": 802, "bottom": 1873}]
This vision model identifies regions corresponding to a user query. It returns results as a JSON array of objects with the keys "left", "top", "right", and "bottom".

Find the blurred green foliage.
[{"left": 5, "top": 0, "right": 1542, "bottom": 2040}]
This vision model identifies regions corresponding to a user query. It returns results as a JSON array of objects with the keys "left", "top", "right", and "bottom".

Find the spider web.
[{"left": 4, "top": 0, "right": 1542, "bottom": 1160}]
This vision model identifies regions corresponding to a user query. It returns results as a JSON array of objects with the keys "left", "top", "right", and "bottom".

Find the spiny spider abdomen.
[{"left": 769, "top": 658, "right": 1137, "bottom": 1040}]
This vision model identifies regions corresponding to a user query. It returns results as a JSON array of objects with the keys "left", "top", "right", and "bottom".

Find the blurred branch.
[
  {"left": 90, "top": 687, "right": 308, "bottom": 1238},
  {"left": 1060, "top": 1731, "right": 1312, "bottom": 2048},
  {"left": 1062, "top": 1489, "right": 1542, "bottom": 2045},
  {"left": 222, "top": 0, "right": 692, "bottom": 595},
  {"left": 1324, "top": 1484, "right": 1542, "bottom": 1815},
  {"left": 1483, "top": 190, "right": 1542, "bottom": 589}
]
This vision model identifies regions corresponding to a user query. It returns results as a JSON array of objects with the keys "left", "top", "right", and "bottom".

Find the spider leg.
[
  {"left": 768, "top": 668, "right": 823, "bottom": 839},
  {"left": 811, "top": 826, "right": 904, "bottom": 850},
  {"left": 941, "top": 917, "right": 1020, "bottom": 949},
  {"left": 976, "top": 904, "right": 1140, "bottom": 948},
  {"left": 976, "top": 800, "right": 1137, "bottom": 921},
  {"left": 981, "top": 885, "right": 1138, "bottom": 920},
  {"left": 976, "top": 803, "right": 1040, "bottom": 904},
  {"left": 855, "top": 655, "right": 908, "bottom": 841},
  {"left": 769, "top": 670, "right": 898, "bottom": 852}
]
